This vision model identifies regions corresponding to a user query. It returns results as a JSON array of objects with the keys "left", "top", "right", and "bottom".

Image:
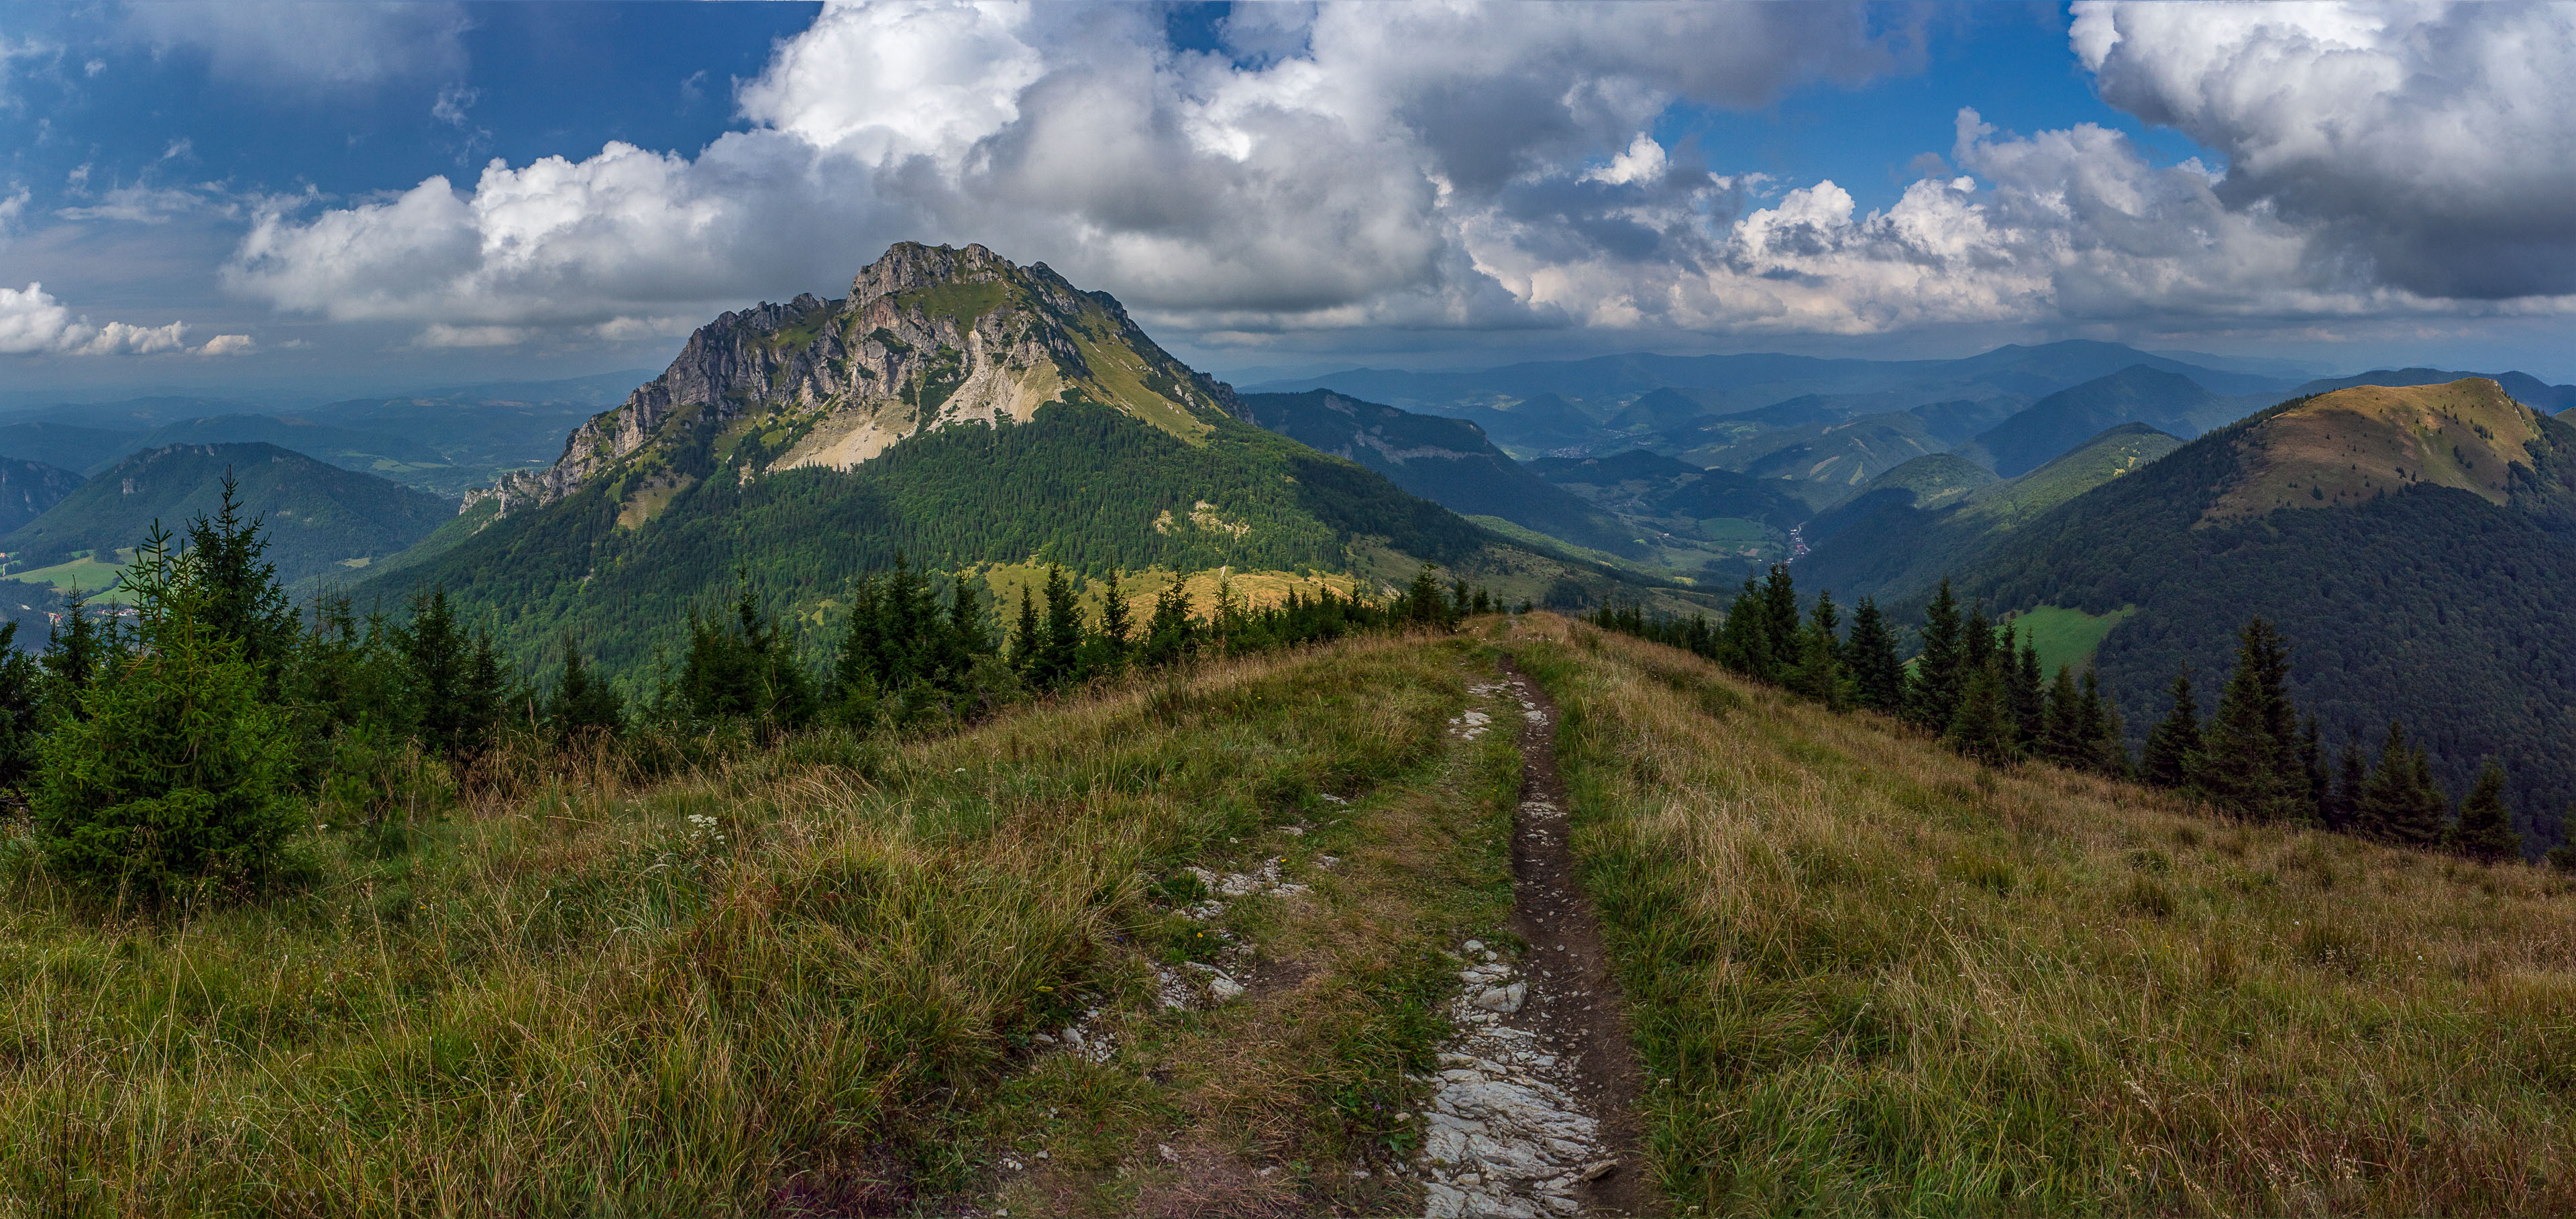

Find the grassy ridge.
[
  {"left": 0, "top": 633, "right": 1511, "bottom": 1216},
  {"left": 1507, "top": 614, "right": 2576, "bottom": 1214}
]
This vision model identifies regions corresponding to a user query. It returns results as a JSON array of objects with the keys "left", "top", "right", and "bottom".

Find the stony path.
[{"left": 1419, "top": 661, "right": 1653, "bottom": 1217}]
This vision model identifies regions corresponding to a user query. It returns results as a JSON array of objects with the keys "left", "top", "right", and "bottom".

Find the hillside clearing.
[
  {"left": 2003, "top": 603, "right": 2134, "bottom": 674},
  {"left": 1509, "top": 613, "right": 2576, "bottom": 1215}
]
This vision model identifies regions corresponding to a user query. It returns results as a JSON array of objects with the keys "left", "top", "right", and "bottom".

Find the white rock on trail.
[{"left": 1418, "top": 945, "right": 1607, "bottom": 1218}]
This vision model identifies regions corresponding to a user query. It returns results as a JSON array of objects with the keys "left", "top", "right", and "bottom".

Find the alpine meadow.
[{"left": 10, "top": 3, "right": 2576, "bottom": 1216}]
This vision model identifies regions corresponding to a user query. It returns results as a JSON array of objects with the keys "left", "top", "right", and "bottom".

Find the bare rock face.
[{"left": 470, "top": 242, "right": 1242, "bottom": 517}]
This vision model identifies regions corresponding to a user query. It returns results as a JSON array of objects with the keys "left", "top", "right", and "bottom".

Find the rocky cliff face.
[{"left": 473, "top": 243, "right": 1242, "bottom": 517}]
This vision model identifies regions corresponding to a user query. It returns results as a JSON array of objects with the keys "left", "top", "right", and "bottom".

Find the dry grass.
[
  {"left": 0, "top": 633, "right": 1491, "bottom": 1218},
  {"left": 1501, "top": 612, "right": 2576, "bottom": 1216}
]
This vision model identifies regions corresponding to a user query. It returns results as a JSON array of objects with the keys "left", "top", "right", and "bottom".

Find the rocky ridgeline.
[{"left": 468, "top": 242, "right": 1240, "bottom": 516}]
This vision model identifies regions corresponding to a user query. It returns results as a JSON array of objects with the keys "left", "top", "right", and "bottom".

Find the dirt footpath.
[{"left": 1417, "top": 657, "right": 1656, "bottom": 1217}]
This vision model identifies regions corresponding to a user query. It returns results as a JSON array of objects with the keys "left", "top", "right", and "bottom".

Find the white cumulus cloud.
[
  {"left": 0, "top": 282, "right": 233, "bottom": 357},
  {"left": 2076, "top": 0, "right": 2576, "bottom": 299},
  {"left": 214, "top": 0, "right": 2576, "bottom": 352}
]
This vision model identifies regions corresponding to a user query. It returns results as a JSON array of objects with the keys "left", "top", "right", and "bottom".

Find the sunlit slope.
[{"left": 1509, "top": 614, "right": 2576, "bottom": 1215}]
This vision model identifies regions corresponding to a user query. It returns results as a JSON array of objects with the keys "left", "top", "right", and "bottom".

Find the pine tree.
[
  {"left": 1718, "top": 578, "right": 1772, "bottom": 680},
  {"left": 2139, "top": 666, "right": 2203, "bottom": 789},
  {"left": 40, "top": 588, "right": 111, "bottom": 723},
  {"left": 545, "top": 632, "right": 624, "bottom": 742},
  {"left": 2449, "top": 757, "right": 2521, "bottom": 863},
  {"left": 2078, "top": 667, "right": 2129, "bottom": 777},
  {"left": 832, "top": 574, "right": 886, "bottom": 706},
  {"left": 2040, "top": 665, "right": 2086, "bottom": 765},
  {"left": 1138, "top": 580, "right": 1196, "bottom": 668},
  {"left": 1407, "top": 564, "right": 1448, "bottom": 629},
  {"left": 1790, "top": 592, "right": 1844, "bottom": 709},
  {"left": 1096, "top": 577, "right": 1134, "bottom": 671},
  {"left": 2006, "top": 630, "right": 2045, "bottom": 749},
  {"left": 1906, "top": 579, "right": 1964, "bottom": 732},
  {"left": 33, "top": 527, "right": 296, "bottom": 900},
  {"left": 1844, "top": 597, "right": 1905, "bottom": 714},
  {"left": 400, "top": 588, "right": 513, "bottom": 761},
  {"left": 2196, "top": 617, "right": 2303, "bottom": 821},
  {"left": 678, "top": 581, "right": 814, "bottom": 728},
  {"left": 1034, "top": 565, "right": 1083, "bottom": 688},
  {"left": 1758, "top": 565, "right": 1801, "bottom": 668},
  {"left": 1946, "top": 661, "right": 2018, "bottom": 765},
  {"left": 182, "top": 472, "right": 295, "bottom": 685},
  {"left": 1008, "top": 586, "right": 1041, "bottom": 674},
  {"left": 2357, "top": 721, "right": 2445, "bottom": 846}
]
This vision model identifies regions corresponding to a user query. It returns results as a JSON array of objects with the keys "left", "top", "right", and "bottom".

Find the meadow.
[
  {"left": 0, "top": 633, "right": 1517, "bottom": 1217},
  {"left": 1512, "top": 613, "right": 2576, "bottom": 1214}
]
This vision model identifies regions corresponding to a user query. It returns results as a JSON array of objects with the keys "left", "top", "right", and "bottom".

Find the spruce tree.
[
  {"left": 33, "top": 528, "right": 295, "bottom": 900},
  {"left": 1718, "top": 578, "right": 1772, "bottom": 680},
  {"left": 1407, "top": 564, "right": 1448, "bottom": 629},
  {"left": 1097, "top": 577, "right": 1134, "bottom": 669},
  {"left": 1791, "top": 592, "right": 1844, "bottom": 709},
  {"left": 182, "top": 472, "right": 295, "bottom": 684},
  {"left": 2357, "top": 721, "right": 2445, "bottom": 846},
  {"left": 40, "top": 589, "right": 110, "bottom": 722},
  {"left": 1035, "top": 565, "right": 1083, "bottom": 688},
  {"left": 400, "top": 588, "right": 513, "bottom": 761},
  {"left": 1758, "top": 565, "right": 1801, "bottom": 666},
  {"left": 2078, "top": 667, "right": 2129, "bottom": 777},
  {"left": 1844, "top": 597, "right": 1905, "bottom": 714},
  {"left": 545, "top": 632, "right": 624, "bottom": 742},
  {"left": 2196, "top": 617, "right": 2302, "bottom": 821},
  {"left": 1008, "top": 586, "right": 1041, "bottom": 674},
  {"left": 1906, "top": 579, "right": 1964, "bottom": 732},
  {"left": 1138, "top": 580, "right": 1195, "bottom": 668},
  {"left": 947, "top": 573, "right": 992, "bottom": 657},
  {"left": 2139, "top": 666, "right": 2203, "bottom": 789},
  {"left": 832, "top": 574, "right": 885, "bottom": 706},
  {"left": 2040, "top": 665, "right": 2085, "bottom": 766},
  {"left": 2450, "top": 757, "right": 2521, "bottom": 863},
  {"left": 2006, "top": 630, "right": 2045, "bottom": 749},
  {"left": 678, "top": 582, "right": 814, "bottom": 728},
  {"left": 1946, "top": 661, "right": 2018, "bottom": 765}
]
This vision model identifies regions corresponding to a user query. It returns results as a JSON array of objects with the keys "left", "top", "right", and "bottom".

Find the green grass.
[
  {"left": 0, "top": 549, "right": 133, "bottom": 603},
  {"left": 0, "top": 633, "right": 1515, "bottom": 1216},
  {"left": 1694, "top": 517, "right": 1769, "bottom": 545},
  {"left": 2004, "top": 602, "right": 2134, "bottom": 675},
  {"left": 1507, "top": 614, "right": 2576, "bottom": 1216}
]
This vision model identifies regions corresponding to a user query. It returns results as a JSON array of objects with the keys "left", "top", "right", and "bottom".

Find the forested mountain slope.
[
  {"left": 1, "top": 443, "right": 453, "bottom": 587},
  {"left": 364, "top": 244, "right": 1667, "bottom": 675},
  {"left": 1947, "top": 378, "right": 2576, "bottom": 841},
  {"left": 1799, "top": 424, "right": 2182, "bottom": 600},
  {"left": 1233, "top": 390, "right": 1638, "bottom": 555}
]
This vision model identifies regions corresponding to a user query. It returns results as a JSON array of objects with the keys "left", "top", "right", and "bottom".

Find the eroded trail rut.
[{"left": 1420, "top": 658, "right": 1654, "bottom": 1218}]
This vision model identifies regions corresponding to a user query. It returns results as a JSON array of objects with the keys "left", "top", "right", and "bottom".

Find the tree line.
[
  {"left": 7, "top": 478, "right": 1493, "bottom": 906},
  {"left": 1591, "top": 564, "right": 2545, "bottom": 865}
]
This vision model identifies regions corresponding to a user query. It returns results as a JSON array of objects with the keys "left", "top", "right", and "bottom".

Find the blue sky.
[{"left": 5, "top": 1, "right": 2576, "bottom": 400}]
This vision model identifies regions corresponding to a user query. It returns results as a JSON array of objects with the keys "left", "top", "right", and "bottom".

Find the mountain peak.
[
  {"left": 476, "top": 242, "right": 1238, "bottom": 517},
  {"left": 2207, "top": 376, "right": 2574, "bottom": 523}
]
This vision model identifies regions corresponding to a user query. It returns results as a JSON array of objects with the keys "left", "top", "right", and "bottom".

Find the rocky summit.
[{"left": 476, "top": 242, "right": 1237, "bottom": 517}]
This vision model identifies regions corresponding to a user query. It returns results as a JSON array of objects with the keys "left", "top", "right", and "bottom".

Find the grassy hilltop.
[{"left": 5, "top": 615, "right": 2575, "bottom": 1214}]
